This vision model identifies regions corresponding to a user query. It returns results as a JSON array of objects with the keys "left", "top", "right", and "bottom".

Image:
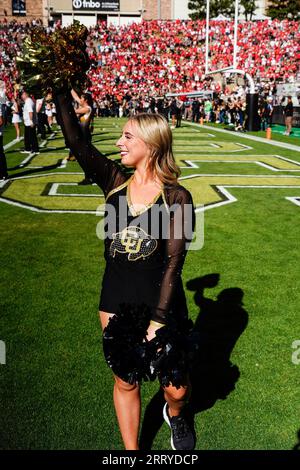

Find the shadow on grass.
[
  {"left": 187, "top": 273, "right": 248, "bottom": 413},
  {"left": 293, "top": 429, "right": 300, "bottom": 450},
  {"left": 139, "top": 273, "right": 248, "bottom": 450},
  {"left": 8, "top": 161, "right": 65, "bottom": 178}
]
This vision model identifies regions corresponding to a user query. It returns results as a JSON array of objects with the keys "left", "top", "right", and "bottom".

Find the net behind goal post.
[
  {"left": 205, "top": 0, "right": 259, "bottom": 131},
  {"left": 205, "top": 0, "right": 239, "bottom": 76},
  {"left": 205, "top": 0, "right": 255, "bottom": 94}
]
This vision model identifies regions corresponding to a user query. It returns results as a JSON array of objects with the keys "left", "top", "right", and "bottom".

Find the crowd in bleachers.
[
  {"left": 87, "top": 19, "right": 299, "bottom": 102},
  {"left": 1, "top": 17, "right": 299, "bottom": 180},
  {"left": 0, "top": 18, "right": 299, "bottom": 103}
]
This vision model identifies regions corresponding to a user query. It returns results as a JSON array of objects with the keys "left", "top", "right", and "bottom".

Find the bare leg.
[
  {"left": 99, "top": 311, "right": 141, "bottom": 450},
  {"left": 287, "top": 117, "right": 292, "bottom": 135},
  {"left": 14, "top": 123, "right": 20, "bottom": 139},
  {"left": 113, "top": 375, "right": 140, "bottom": 450},
  {"left": 163, "top": 376, "right": 191, "bottom": 417}
]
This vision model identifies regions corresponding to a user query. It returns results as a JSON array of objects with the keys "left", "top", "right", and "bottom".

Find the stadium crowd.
[
  {"left": 1, "top": 18, "right": 299, "bottom": 101},
  {"left": 0, "top": 17, "right": 299, "bottom": 137}
]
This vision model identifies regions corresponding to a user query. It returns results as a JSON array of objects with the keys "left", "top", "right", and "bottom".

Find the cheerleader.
[
  {"left": 55, "top": 91, "right": 196, "bottom": 451},
  {"left": 17, "top": 22, "right": 196, "bottom": 451}
]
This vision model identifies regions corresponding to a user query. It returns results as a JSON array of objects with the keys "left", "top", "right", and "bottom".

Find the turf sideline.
[{"left": 186, "top": 122, "right": 300, "bottom": 153}]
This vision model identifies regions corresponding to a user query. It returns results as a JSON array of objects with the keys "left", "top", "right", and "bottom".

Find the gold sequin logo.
[{"left": 109, "top": 226, "right": 158, "bottom": 261}]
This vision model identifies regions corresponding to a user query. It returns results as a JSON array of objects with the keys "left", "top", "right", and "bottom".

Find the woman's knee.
[
  {"left": 114, "top": 375, "right": 140, "bottom": 393},
  {"left": 163, "top": 383, "right": 189, "bottom": 402}
]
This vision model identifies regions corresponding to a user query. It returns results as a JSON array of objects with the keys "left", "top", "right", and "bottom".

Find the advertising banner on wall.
[{"left": 72, "top": 0, "right": 119, "bottom": 11}]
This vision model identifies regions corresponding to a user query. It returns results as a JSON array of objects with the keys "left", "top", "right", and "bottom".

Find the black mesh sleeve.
[
  {"left": 55, "top": 92, "right": 127, "bottom": 197},
  {"left": 151, "top": 187, "right": 195, "bottom": 325}
]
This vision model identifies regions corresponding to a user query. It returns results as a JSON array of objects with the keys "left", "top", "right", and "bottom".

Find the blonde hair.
[{"left": 129, "top": 113, "right": 180, "bottom": 186}]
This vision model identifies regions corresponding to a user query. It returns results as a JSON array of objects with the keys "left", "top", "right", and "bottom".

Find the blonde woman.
[{"left": 55, "top": 91, "right": 196, "bottom": 451}]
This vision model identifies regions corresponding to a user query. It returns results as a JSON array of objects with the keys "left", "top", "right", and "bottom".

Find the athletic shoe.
[
  {"left": 163, "top": 403, "right": 196, "bottom": 450},
  {"left": 20, "top": 150, "right": 31, "bottom": 154}
]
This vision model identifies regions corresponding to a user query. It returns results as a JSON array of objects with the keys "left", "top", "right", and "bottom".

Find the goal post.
[{"left": 205, "top": 0, "right": 259, "bottom": 130}]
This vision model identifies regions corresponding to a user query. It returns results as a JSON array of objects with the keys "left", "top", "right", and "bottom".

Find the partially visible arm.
[
  {"left": 29, "top": 111, "right": 34, "bottom": 126},
  {"left": 150, "top": 188, "right": 195, "bottom": 325},
  {"left": 71, "top": 88, "right": 81, "bottom": 105},
  {"left": 75, "top": 105, "right": 90, "bottom": 116},
  {"left": 36, "top": 99, "right": 43, "bottom": 114},
  {"left": 55, "top": 91, "right": 127, "bottom": 196}
]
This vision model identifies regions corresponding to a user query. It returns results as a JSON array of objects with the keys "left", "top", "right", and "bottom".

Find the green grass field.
[{"left": 0, "top": 118, "right": 300, "bottom": 450}]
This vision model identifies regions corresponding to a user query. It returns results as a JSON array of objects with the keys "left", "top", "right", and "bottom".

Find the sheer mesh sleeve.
[
  {"left": 55, "top": 92, "right": 127, "bottom": 197},
  {"left": 151, "top": 187, "right": 195, "bottom": 325}
]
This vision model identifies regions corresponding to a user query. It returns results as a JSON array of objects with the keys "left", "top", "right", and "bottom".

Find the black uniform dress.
[
  {"left": 55, "top": 92, "right": 195, "bottom": 384},
  {"left": 99, "top": 176, "right": 190, "bottom": 327}
]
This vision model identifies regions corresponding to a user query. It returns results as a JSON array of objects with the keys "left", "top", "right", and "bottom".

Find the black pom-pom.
[
  {"left": 150, "top": 318, "right": 199, "bottom": 389},
  {"left": 102, "top": 303, "right": 199, "bottom": 388},
  {"left": 102, "top": 302, "right": 154, "bottom": 384}
]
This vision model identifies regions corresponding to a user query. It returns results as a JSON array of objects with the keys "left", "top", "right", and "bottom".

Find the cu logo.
[{"left": 73, "top": 0, "right": 82, "bottom": 8}]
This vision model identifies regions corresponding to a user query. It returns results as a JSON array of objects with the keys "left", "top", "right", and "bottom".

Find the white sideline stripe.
[
  {"left": 186, "top": 122, "right": 300, "bottom": 153},
  {"left": 180, "top": 157, "right": 300, "bottom": 172},
  {"left": 19, "top": 153, "right": 36, "bottom": 167},
  {"left": 4, "top": 137, "right": 24, "bottom": 150},
  {"left": 286, "top": 197, "right": 300, "bottom": 207},
  {"left": 179, "top": 173, "right": 300, "bottom": 179}
]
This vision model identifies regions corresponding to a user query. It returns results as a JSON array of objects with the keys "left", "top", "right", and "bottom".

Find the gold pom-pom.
[{"left": 16, "top": 21, "right": 90, "bottom": 95}]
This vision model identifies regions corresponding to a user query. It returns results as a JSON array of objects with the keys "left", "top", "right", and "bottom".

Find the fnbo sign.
[{"left": 72, "top": 0, "right": 119, "bottom": 10}]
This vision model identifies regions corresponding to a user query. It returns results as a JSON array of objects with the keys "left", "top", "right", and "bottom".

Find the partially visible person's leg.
[
  {"left": 24, "top": 125, "right": 30, "bottom": 150},
  {"left": 99, "top": 311, "right": 141, "bottom": 450},
  {"left": 162, "top": 376, "right": 195, "bottom": 450},
  {"left": 113, "top": 375, "right": 141, "bottom": 450},
  {"left": 163, "top": 378, "right": 191, "bottom": 417},
  {"left": 286, "top": 116, "right": 292, "bottom": 135},
  {"left": 0, "top": 135, "right": 8, "bottom": 179},
  {"left": 14, "top": 122, "right": 20, "bottom": 139}
]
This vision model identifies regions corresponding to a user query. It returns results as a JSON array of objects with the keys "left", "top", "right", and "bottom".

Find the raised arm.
[
  {"left": 55, "top": 91, "right": 127, "bottom": 196},
  {"left": 151, "top": 187, "right": 195, "bottom": 325},
  {"left": 71, "top": 88, "right": 81, "bottom": 106}
]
